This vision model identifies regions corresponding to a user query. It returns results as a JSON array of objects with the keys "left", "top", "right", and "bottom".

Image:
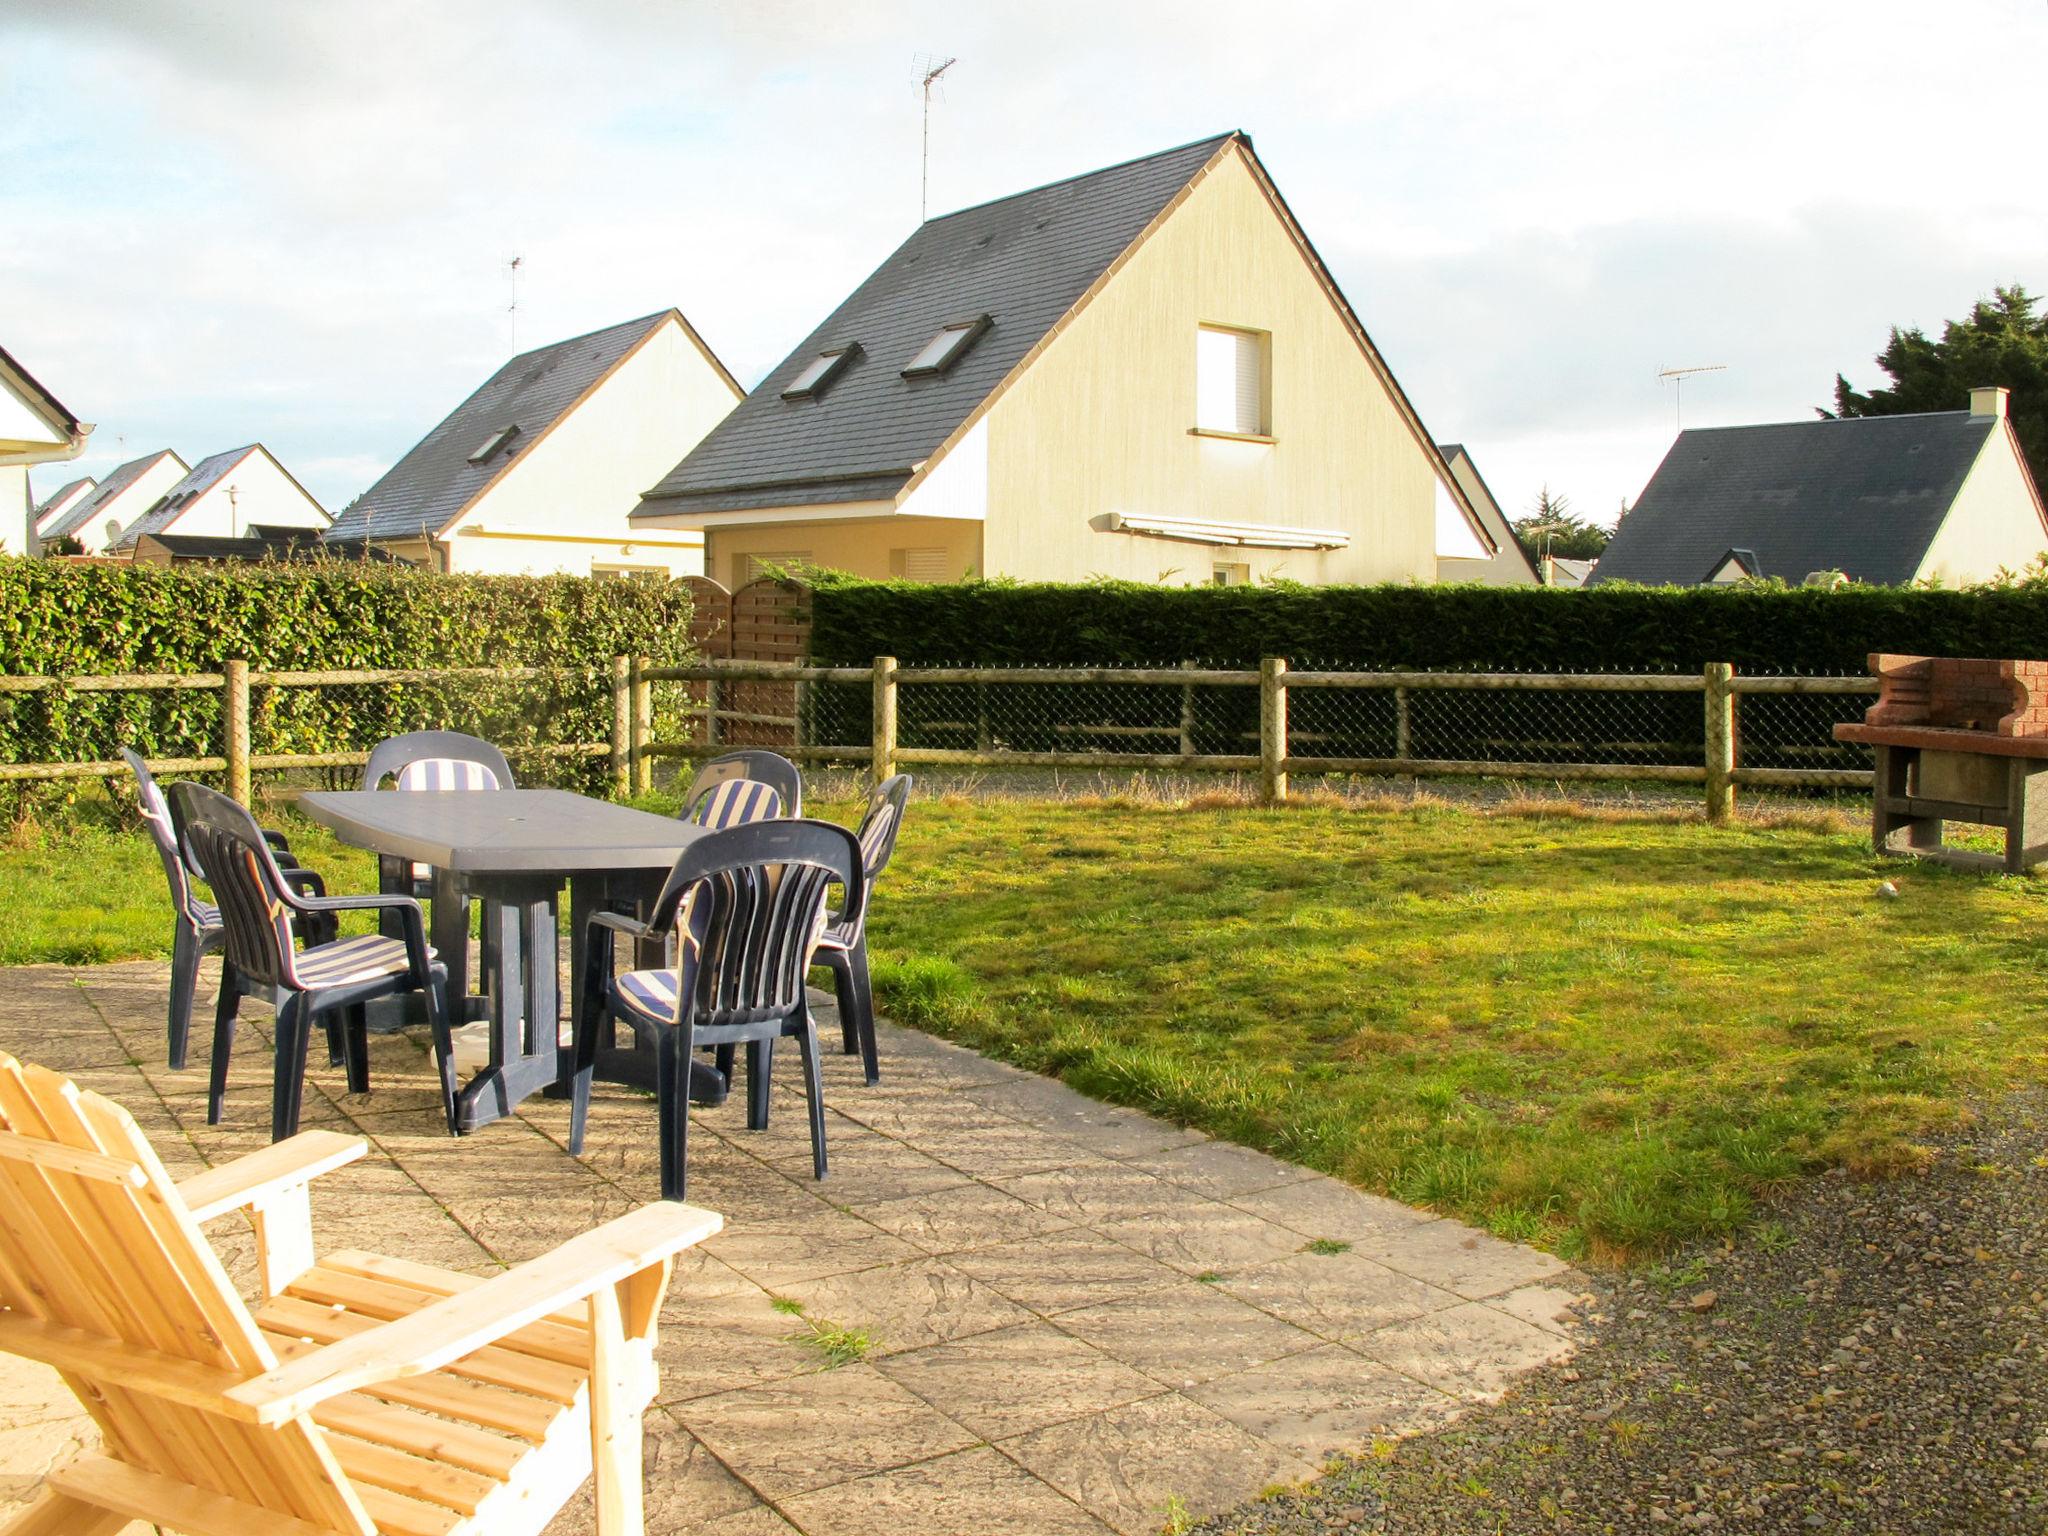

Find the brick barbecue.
[{"left": 1835, "top": 654, "right": 2048, "bottom": 872}]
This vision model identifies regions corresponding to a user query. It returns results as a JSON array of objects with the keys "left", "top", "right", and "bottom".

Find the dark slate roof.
[
  {"left": 637, "top": 133, "right": 1239, "bottom": 517},
  {"left": 1591, "top": 412, "right": 2007, "bottom": 587},
  {"left": 326, "top": 312, "right": 676, "bottom": 542},
  {"left": 32, "top": 476, "right": 94, "bottom": 519},
  {"left": 139, "top": 526, "right": 402, "bottom": 564},
  {"left": 44, "top": 450, "right": 185, "bottom": 541},
  {"left": 113, "top": 445, "right": 263, "bottom": 547}
]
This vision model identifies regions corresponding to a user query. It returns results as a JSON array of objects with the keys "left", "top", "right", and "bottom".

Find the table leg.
[{"left": 454, "top": 875, "right": 564, "bottom": 1133}]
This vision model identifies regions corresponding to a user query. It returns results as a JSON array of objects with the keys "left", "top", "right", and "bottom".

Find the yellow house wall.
[
  {"left": 706, "top": 514, "right": 982, "bottom": 588},
  {"left": 1916, "top": 428, "right": 2048, "bottom": 586},
  {"left": 440, "top": 319, "right": 735, "bottom": 578},
  {"left": 978, "top": 146, "right": 1444, "bottom": 586}
]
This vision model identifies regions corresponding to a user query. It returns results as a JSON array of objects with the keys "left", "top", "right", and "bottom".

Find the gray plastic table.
[{"left": 297, "top": 788, "right": 706, "bottom": 1133}]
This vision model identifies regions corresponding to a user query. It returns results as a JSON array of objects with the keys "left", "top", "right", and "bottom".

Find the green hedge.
[
  {"left": 0, "top": 560, "right": 694, "bottom": 795},
  {"left": 807, "top": 577, "right": 2048, "bottom": 674}
]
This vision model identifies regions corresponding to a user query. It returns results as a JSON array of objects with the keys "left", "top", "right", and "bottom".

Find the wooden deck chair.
[{"left": 0, "top": 1052, "right": 721, "bottom": 1536}]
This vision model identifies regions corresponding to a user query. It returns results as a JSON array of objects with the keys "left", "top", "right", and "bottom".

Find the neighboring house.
[
  {"left": 1435, "top": 443, "right": 1540, "bottom": 585},
  {"left": 130, "top": 526, "right": 401, "bottom": 566},
  {"left": 42, "top": 450, "right": 187, "bottom": 554},
  {"left": 1592, "top": 388, "right": 2047, "bottom": 587},
  {"left": 323, "top": 310, "right": 740, "bottom": 577},
  {"left": 0, "top": 342, "right": 92, "bottom": 555},
  {"left": 111, "top": 444, "right": 329, "bottom": 553},
  {"left": 31, "top": 475, "right": 96, "bottom": 541},
  {"left": 1545, "top": 557, "right": 1595, "bottom": 589},
  {"left": 633, "top": 131, "right": 1492, "bottom": 588}
]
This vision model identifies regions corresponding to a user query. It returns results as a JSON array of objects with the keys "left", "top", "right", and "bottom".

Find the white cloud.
[{"left": 7, "top": 0, "right": 2045, "bottom": 518}]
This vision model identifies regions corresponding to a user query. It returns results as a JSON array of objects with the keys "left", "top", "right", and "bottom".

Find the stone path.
[{"left": 0, "top": 962, "right": 1581, "bottom": 1535}]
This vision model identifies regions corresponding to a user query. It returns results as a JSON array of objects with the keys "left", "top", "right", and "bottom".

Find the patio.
[{"left": 0, "top": 960, "right": 1578, "bottom": 1536}]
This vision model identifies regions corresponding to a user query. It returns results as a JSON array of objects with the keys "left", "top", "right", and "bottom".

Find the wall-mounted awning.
[{"left": 1100, "top": 511, "right": 1349, "bottom": 550}]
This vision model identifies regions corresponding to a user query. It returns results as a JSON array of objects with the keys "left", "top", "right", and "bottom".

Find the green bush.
[
  {"left": 0, "top": 559, "right": 694, "bottom": 799},
  {"left": 807, "top": 575, "right": 2048, "bottom": 674}
]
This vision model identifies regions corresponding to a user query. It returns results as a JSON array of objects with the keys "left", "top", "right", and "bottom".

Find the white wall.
[
  {"left": 85, "top": 456, "right": 187, "bottom": 553},
  {"left": 0, "top": 467, "right": 26, "bottom": 555},
  {"left": 441, "top": 317, "right": 736, "bottom": 578},
  {"left": 1918, "top": 428, "right": 2048, "bottom": 586},
  {"left": 161, "top": 449, "right": 328, "bottom": 537}
]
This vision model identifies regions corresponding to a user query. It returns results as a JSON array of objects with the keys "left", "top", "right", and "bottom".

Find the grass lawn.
[{"left": 6, "top": 782, "right": 2044, "bottom": 1261}]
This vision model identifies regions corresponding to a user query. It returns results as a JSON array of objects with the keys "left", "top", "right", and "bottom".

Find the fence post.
[
  {"left": 632, "top": 654, "right": 653, "bottom": 795},
  {"left": 610, "top": 655, "right": 631, "bottom": 797},
  {"left": 873, "top": 656, "right": 898, "bottom": 786},
  {"left": 704, "top": 674, "right": 722, "bottom": 749},
  {"left": 1394, "top": 685, "right": 1412, "bottom": 762},
  {"left": 224, "top": 659, "right": 251, "bottom": 808},
  {"left": 1260, "top": 656, "right": 1288, "bottom": 805},
  {"left": 1179, "top": 660, "right": 1197, "bottom": 759},
  {"left": 1704, "top": 661, "right": 1736, "bottom": 824},
  {"left": 793, "top": 677, "right": 811, "bottom": 753}
]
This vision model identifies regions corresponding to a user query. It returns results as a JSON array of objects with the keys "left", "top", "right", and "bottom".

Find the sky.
[{"left": 4, "top": 0, "right": 2044, "bottom": 530}]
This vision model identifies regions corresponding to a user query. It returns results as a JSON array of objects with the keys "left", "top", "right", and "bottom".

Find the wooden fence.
[
  {"left": 0, "top": 657, "right": 1879, "bottom": 821},
  {"left": 631, "top": 659, "right": 1881, "bottom": 824}
]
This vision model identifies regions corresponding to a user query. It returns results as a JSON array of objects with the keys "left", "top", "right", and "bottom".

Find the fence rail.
[{"left": 1, "top": 656, "right": 1882, "bottom": 821}]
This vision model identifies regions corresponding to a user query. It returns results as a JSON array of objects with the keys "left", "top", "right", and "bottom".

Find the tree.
[
  {"left": 1826, "top": 284, "right": 2047, "bottom": 490},
  {"left": 1512, "top": 487, "right": 1612, "bottom": 561}
]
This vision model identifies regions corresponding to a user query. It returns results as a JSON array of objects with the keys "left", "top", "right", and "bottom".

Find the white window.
[
  {"left": 1212, "top": 562, "right": 1251, "bottom": 586},
  {"left": 1195, "top": 325, "right": 1268, "bottom": 437},
  {"left": 739, "top": 551, "right": 811, "bottom": 585},
  {"left": 903, "top": 314, "right": 990, "bottom": 377},
  {"left": 782, "top": 345, "right": 860, "bottom": 400},
  {"left": 890, "top": 547, "right": 950, "bottom": 582}
]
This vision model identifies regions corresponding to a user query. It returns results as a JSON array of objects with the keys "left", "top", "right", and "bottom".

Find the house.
[
  {"left": 111, "top": 444, "right": 329, "bottom": 553},
  {"left": 1435, "top": 443, "right": 1540, "bottom": 585},
  {"left": 1545, "top": 556, "right": 1595, "bottom": 589},
  {"left": 323, "top": 311, "right": 740, "bottom": 577},
  {"left": 632, "top": 132, "right": 1493, "bottom": 588},
  {"left": 41, "top": 450, "right": 187, "bottom": 554},
  {"left": 1592, "top": 389, "right": 2047, "bottom": 587},
  {"left": 31, "top": 475, "right": 96, "bottom": 541},
  {"left": 0, "top": 342, "right": 92, "bottom": 555}
]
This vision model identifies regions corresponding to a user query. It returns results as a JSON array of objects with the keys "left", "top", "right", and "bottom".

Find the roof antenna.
[
  {"left": 915, "top": 54, "right": 957, "bottom": 222},
  {"left": 1657, "top": 363, "right": 1726, "bottom": 432},
  {"left": 506, "top": 255, "right": 524, "bottom": 352}
]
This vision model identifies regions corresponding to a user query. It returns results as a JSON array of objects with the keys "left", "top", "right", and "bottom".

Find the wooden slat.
[
  {"left": 46, "top": 1457, "right": 352, "bottom": 1536},
  {"left": 350, "top": 1481, "right": 467, "bottom": 1536},
  {"left": 282, "top": 1267, "right": 593, "bottom": 1368},
  {"left": 0, "top": 1315, "right": 254, "bottom": 1419},
  {"left": 0, "top": 1134, "right": 147, "bottom": 1187},
  {"left": 307, "top": 1391, "right": 530, "bottom": 1478},
  {"left": 323, "top": 1434, "right": 501, "bottom": 1516},
  {"left": 322, "top": 1250, "right": 593, "bottom": 1333},
  {"left": 267, "top": 1328, "right": 565, "bottom": 1446},
  {"left": 259, "top": 1293, "right": 587, "bottom": 1403}
]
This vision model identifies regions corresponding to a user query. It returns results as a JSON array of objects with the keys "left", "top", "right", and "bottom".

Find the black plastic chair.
[
  {"left": 681, "top": 750, "right": 803, "bottom": 822},
  {"left": 567, "top": 818, "right": 862, "bottom": 1201},
  {"left": 122, "top": 748, "right": 334, "bottom": 1070},
  {"left": 360, "top": 729, "right": 515, "bottom": 892},
  {"left": 813, "top": 774, "right": 912, "bottom": 1085},
  {"left": 175, "top": 782, "right": 458, "bottom": 1141}
]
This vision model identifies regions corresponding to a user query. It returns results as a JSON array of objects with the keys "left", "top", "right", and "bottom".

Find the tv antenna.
[
  {"left": 915, "top": 53, "right": 956, "bottom": 222},
  {"left": 506, "top": 255, "right": 524, "bottom": 351},
  {"left": 1658, "top": 363, "right": 1726, "bottom": 431}
]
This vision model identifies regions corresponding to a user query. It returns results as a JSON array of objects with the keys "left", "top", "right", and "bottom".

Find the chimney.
[{"left": 1971, "top": 385, "right": 2010, "bottom": 420}]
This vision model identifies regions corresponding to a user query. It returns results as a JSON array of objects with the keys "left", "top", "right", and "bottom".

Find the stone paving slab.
[{"left": 0, "top": 960, "right": 1590, "bottom": 1536}]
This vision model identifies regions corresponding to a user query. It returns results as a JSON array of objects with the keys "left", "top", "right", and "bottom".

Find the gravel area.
[{"left": 1191, "top": 1091, "right": 2047, "bottom": 1536}]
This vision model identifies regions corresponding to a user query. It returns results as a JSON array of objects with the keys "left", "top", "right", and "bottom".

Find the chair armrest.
[
  {"left": 262, "top": 828, "right": 294, "bottom": 854},
  {"left": 589, "top": 909, "right": 658, "bottom": 943},
  {"left": 178, "top": 1130, "right": 366, "bottom": 1222},
  {"left": 297, "top": 892, "right": 435, "bottom": 977},
  {"left": 278, "top": 866, "right": 327, "bottom": 901},
  {"left": 227, "top": 1201, "right": 723, "bottom": 1423}
]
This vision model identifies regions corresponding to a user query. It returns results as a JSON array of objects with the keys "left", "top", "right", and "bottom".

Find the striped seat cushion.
[
  {"left": 396, "top": 757, "right": 502, "bottom": 880},
  {"left": 294, "top": 933, "right": 436, "bottom": 990},
  {"left": 692, "top": 778, "right": 783, "bottom": 829},
  {"left": 192, "top": 899, "right": 221, "bottom": 930},
  {"left": 615, "top": 968, "right": 684, "bottom": 1024}
]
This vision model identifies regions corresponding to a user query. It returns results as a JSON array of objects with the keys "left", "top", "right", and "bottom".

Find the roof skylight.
[
  {"left": 782, "top": 344, "right": 861, "bottom": 400},
  {"left": 902, "top": 314, "right": 991, "bottom": 377},
  {"left": 468, "top": 425, "right": 520, "bottom": 464}
]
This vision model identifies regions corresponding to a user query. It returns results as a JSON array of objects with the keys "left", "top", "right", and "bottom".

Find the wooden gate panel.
[{"left": 727, "top": 579, "right": 811, "bottom": 748}]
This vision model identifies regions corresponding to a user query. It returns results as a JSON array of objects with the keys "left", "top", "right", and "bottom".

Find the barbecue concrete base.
[{"left": 0, "top": 961, "right": 1585, "bottom": 1536}]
